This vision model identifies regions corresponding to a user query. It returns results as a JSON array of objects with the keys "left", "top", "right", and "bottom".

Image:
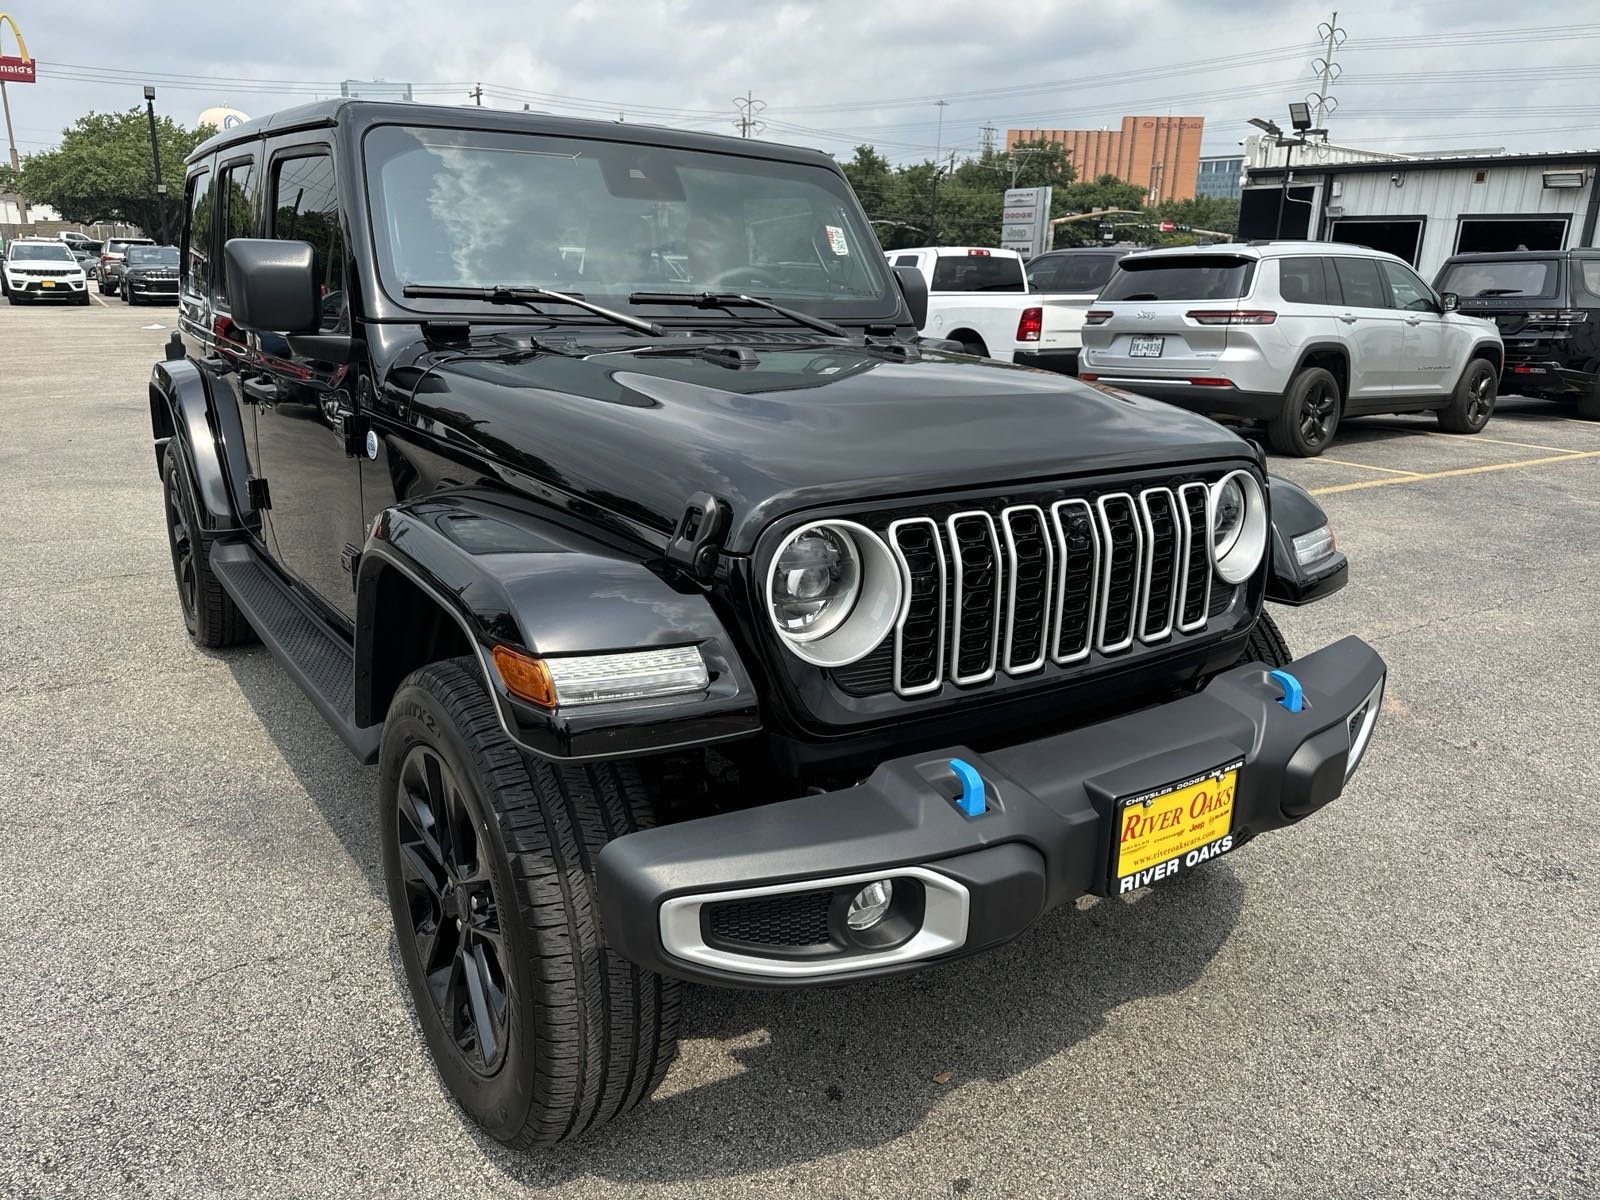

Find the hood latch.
[{"left": 666, "top": 492, "right": 730, "bottom": 581}]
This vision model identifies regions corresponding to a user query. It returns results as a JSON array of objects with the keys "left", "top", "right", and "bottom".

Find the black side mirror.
[
  {"left": 1439, "top": 291, "right": 1459, "bottom": 312},
  {"left": 893, "top": 264, "right": 929, "bottom": 331},
  {"left": 223, "top": 238, "right": 319, "bottom": 333}
]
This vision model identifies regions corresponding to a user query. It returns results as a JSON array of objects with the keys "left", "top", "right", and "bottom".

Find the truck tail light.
[
  {"left": 1083, "top": 310, "right": 1112, "bottom": 326},
  {"left": 1016, "top": 307, "right": 1043, "bottom": 342},
  {"left": 967, "top": 248, "right": 991, "bottom": 256},
  {"left": 1186, "top": 310, "right": 1277, "bottom": 325}
]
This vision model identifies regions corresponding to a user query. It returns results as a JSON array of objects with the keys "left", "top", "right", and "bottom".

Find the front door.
[
  {"left": 1380, "top": 259, "right": 1453, "bottom": 398},
  {"left": 247, "top": 146, "right": 363, "bottom": 620}
]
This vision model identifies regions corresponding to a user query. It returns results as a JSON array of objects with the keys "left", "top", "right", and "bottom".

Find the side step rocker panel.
[{"left": 210, "top": 541, "right": 382, "bottom": 764}]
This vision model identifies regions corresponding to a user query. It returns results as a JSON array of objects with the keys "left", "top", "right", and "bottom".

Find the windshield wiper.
[
  {"left": 403, "top": 283, "right": 667, "bottom": 337},
  {"left": 1472, "top": 288, "right": 1525, "bottom": 297},
  {"left": 629, "top": 291, "right": 849, "bottom": 339}
]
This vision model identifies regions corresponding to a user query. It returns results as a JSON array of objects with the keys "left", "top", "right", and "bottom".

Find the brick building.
[{"left": 1006, "top": 116, "right": 1205, "bottom": 202}]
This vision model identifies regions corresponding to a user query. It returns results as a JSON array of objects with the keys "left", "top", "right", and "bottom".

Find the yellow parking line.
[
  {"left": 1308, "top": 450, "right": 1600, "bottom": 496},
  {"left": 1307, "top": 457, "right": 1424, "bottom": 477}
]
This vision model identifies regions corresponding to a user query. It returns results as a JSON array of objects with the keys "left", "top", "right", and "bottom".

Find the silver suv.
[{"left": 1078, "top": 241, "right": 1504, "bottom": 456}]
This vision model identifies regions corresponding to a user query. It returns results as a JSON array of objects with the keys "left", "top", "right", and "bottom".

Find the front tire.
[
  {"left": 1268, "top": 367, "right": 1341, "bottom": 457},
  {"left": 1239, "top": 610, "right": 1292, "bottom": 668},
  {"left": 160, "top": 443, "right": 253, "bottom": 648},
  {"left": 380, "top": 659, "right": 680, "bottom": 1148},
  {"left": 1437, "top": 358, "right": 1497, "bottom": 433}
]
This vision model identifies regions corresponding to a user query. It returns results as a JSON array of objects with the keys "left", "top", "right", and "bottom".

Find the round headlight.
[
  {"left": 1209, "top": 470, "right": 1268, "bottom": 584},
  {"left": 766, "top": 520, "right": 903, "bottom": 668}
]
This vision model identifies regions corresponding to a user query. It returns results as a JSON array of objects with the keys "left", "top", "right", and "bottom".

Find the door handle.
[
  {"left": 241, "top": 376, "right": 281, "bottom": 406},
  {"left": 1405, "top": 316, "right": 1423, "bottom": 326},
  {"left": 1338, "top": 313, "right": 1358, "bottom": 324}
]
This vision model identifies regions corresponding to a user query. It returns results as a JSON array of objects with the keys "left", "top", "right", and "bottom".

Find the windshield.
[
  {"left": 127, "top": 245, "right": 179, "bottom": 266},
  {"left": 8, "top": 242, "right": 74, "bottom": 262},
  {"left": 1436, "top": 259, "right": 1560, "bottom": 300},
  {"left": 1100, "top": 254, "right": 1256, "bottom": 302},
  {"left": 1027, "top": 253, "right": 1119, "bottom": 294},
  {"left": 363, "top": 124, "right": 896, "bottom": 321},
  {"left": 930, "top": 254, "right": 1024, "bottom": 292}
]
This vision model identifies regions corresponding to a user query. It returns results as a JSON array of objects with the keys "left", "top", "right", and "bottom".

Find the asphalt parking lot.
[{"left": 3, "top": 298, "right": 1598, "bottom": 1200}]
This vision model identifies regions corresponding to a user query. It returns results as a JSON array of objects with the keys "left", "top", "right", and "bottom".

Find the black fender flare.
[
  {"left": 1266, "top": 477, "right": 1347, "bottom": 606},
  {"left": 1288, "top": 342, "right": 1352, "bottom": 394},
  {"left": 148, "top": 358, "right": 252, "bottom": 534},
  {"left": 1466, "top": 340, "right": 1504, "bottom": 376},
  {"left": 353, "top": 489, "right": 761, "bottom": 760}
]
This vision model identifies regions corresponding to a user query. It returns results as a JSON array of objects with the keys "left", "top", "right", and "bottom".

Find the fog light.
[
  {"left": 846, "top": 880, "right": 894, "bottom": 930},
  {"left": 1345, "top": 676, "right": 1385, "bottom": 781}
]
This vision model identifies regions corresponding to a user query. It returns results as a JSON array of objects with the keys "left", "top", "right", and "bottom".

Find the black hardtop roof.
[
  {"left": 188, "top": 99, "right": 837, "bottom": 169},
  {"left": 1441, "top": 248, "right": 1600, "bottom": 263}
]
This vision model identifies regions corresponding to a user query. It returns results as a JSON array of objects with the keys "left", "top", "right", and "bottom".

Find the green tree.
[{"left": 15, "top": 109, "right": 214, "bottom": 240}]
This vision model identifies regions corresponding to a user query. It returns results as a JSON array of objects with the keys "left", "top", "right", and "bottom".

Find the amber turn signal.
[{"left": 490, "top": 645, "right": 557, "bottom": 708}]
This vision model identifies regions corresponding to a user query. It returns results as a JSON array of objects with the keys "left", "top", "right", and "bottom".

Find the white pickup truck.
[{"left": 885, "top": 246, "right": 1085, "bottom": 373}]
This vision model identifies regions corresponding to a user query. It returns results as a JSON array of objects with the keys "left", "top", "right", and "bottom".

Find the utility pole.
[
  {"left": 1, "top": 81, "right": 18, "bottom": 172},
  {"left": 470, "top": 83, "right": 483, "bottom": 106},
  {"left": 1311, "top": 12, "right": 1346, "bottom": 131},
  {"left": 732, "top": 92, "right": 765, "bottom": 138},
  {"left": 143, "top": 86, "right": 166, "bottom": 242},
  {"left": 929, "top": 99, "right": 949, "bottom": 244},
  {"left": 980, "top": 122, "right": 996, "bottom": 157}
]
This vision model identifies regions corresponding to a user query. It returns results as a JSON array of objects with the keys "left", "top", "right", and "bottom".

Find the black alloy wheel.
[
  {"left": 1268, "top": 366, "right": 1342, "bottom": 457},
  {"left": 393, "top": 743, "right": 511, "bottom": 1076},
  {"left": 1438, "top": 358, "right": 1497, "bottom": 433},
  {"left": 163, "top": 459, "right": 199, "bottom": 630},
  {"left": 1298, "top": 379, "right": 1339, "bottom": 446},
  {"left": 159, "top": 443, "right": 253, "bottom": 648}
]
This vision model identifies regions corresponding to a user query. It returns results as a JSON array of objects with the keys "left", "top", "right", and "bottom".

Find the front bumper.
[
  {"left": 5, "top": 277, "right": 87, "bottom": 295},
  {"left": 598, "top": 635, "right": 1386, "bottom": 987},
  {"left": 127, "top": 277, "right": 179, "bottom": 296}
]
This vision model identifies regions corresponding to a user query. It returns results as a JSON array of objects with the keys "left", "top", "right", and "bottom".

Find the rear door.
[
  {"left": 1087, "top": 254, "right": 1258, "bottom": 375},
  {"left": 1330, "top": 255, "right": 1405, "bottom": 402}
]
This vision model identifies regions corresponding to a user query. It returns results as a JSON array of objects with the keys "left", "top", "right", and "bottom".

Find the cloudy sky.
[{"left": 6, "top": 0, "right": 1599, "bottom": 164}]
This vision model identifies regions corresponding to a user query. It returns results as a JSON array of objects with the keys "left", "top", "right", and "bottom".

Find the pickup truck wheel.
[
  {"left": 379, "top": 658, "right": 681, "bottom": 1148},
  {"left": 1267, "top": 367, "right": 1341, "bottom": 457},
  {"left": 1437, "top": 358, "right": 1497, "bottom": 433},
  {"left": 1240, "top": 611, "right": 1292, "bottom": 668},
  {"left": 956, "top": 335, "right": 989, "bottom": 358},
  {"left": 160, "top": 443, "right": 253, "bottom": 648}
]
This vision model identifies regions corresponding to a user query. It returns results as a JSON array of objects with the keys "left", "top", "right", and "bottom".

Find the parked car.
[
  {"left": 120, "top": 244, "right": 180, "bottom": 304},
  {"left": 886, "top": 246, "right": 1082, "bottom": 370},
  {"left": 99, "top": 236, "right": 156, "bottom": 294},
  {"left": 1434, "top": 248, "right": 1600, "bottom": 419},
  {"left": 2, "top": 238, "right": 92, "bottom": 304},
  {"left": 151, "top": 99, "right": 1385, "bottom": 1147},
  {"left": 1023, "top": 247, "right": 1130, "bottom": 373},
  {"left": 1078, "top": 241, "right": 1505, "bottom": 456},
  {"left": 57, "top": 231, "right": 95, "bottom": 246}
]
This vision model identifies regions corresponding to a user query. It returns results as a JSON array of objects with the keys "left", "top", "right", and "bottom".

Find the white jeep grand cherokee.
[
  {"left": 3, "top": 238, "right": 92, "bottom": 306},
  {"left": 1078, "top": 241, "right": 1503, "bottom": 456}
]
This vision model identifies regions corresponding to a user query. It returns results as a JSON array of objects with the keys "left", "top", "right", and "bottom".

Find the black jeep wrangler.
[
  {"left": 149, "top": 101, "right": 1386, "bottom": 1148},
  {"left": 1435, "top": 248, "right": 1600, "bottom": 418}
]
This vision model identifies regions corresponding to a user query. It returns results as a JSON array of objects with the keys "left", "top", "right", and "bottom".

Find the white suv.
[
  {"left": 1077, "top": 241, "right": 1504, "bottom": 456},
  {"left": 2, "top": 238, "right": 92, "bottom": 306}
]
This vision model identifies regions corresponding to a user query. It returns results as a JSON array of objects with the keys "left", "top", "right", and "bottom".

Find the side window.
[
  {"left": 181, "top": 170, "right": 212, "bottom": 297},
  {"left": 1277, "top": 256, "right": 1327, "bottom": 305},
  {"left": 1575, "top": 260, "right": 1600, "bottom": 302},
  {"left": 894, "top": 254, "right": 918, "bottom": 267},
  {"left": 1332, "top": 256, "right": 1387, "bottom": 309},
  {"left": 214, "top": 160, "right": 258, "bottom": 307},
  {"left": 270, "top": 152, "right": 346, "bottom": 331},
  {"left": 1380, "top": 261, "right": 1435, "bottom": 312}
]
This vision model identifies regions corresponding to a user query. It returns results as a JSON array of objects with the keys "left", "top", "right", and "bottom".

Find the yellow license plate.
[
  {"left": 1113, "top": 761, "right": 1242, "bottom": 893},
  {"left": 40, "top": 280, "right": 55, "bottom": 288}
]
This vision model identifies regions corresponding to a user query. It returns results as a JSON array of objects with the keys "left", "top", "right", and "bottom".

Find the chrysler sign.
[
  {"left": 0, "top": 13, "right": 33, "bottom": 83},
  {"left": 999, "top": 186, "right": 1051, "bottom": 258}
]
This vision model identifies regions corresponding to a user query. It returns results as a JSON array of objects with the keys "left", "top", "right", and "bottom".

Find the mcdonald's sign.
[{"left": 0, "top": 13, "right": 35, "bottom": 83}]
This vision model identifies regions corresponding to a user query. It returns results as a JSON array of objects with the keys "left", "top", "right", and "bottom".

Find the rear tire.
[
  {"left": 1239, "top": 611, "right": 1292, "bottom": 668},
  {"left": 1268, "top": 367, "right": 1341, "bottom": 457},
  {"left": 380, "top": 659, "right": 681, "bottom": 1148},
  {"left": 160, "top": 442, "right": 254, "bottom": 648},
  {"left": 1437, "top": 358, "right": 1497, "bottom": 433},
  {"left": 1575, "top": 382, "right": 1600, "bottom": 421},
  {"left": 956, "top": 334, "right": 989, "bottom": 359}
]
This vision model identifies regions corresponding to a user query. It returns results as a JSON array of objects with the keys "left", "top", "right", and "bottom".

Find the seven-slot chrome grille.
[{"left": 872, "top": 479, "right": 1221, "bottom": 698}]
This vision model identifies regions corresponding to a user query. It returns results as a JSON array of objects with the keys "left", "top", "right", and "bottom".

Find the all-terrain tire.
[
  {"left": 160, "top": 442, "right": 254, "bottom": 648},
  {"left": 1267, "top": 367, "right": 1342, "bottom": 457},
  {"left": 379, "top": 658, "right": 681, "bottom": 1149},
  {"left": 1239, "top": 610, "right": 1292, "bottom": 668},
  {"left": 1437, "top": 357, "right": 1497, "bottom": 433}
]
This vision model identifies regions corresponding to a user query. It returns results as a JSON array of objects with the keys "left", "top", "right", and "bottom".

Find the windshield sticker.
[{"left": 825, "top": 225, "right": 850, "bottom": 256}]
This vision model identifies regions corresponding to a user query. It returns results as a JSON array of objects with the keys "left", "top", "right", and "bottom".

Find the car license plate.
[
  {"left": 41, "top": 280, "right": 56, "bottom": 288},
  {"left": 1129, "top": 336, "right": 1164, "bottom": 357},
  {"left": 1112, "top": 760, "right": 1242, "bottom": 894}
]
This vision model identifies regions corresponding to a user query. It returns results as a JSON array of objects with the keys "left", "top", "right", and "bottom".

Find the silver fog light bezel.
[
  {"left": 1209, "top": 469, "right": 1269, "bottom": 584},
  {"left": 766, "top": 519, "right": 903, "bottom": 668}
]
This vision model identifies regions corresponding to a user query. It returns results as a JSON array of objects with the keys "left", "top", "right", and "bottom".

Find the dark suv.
[
  {"left": 1435, "top": 249, "right": 1600, "bottom": 418},
  {"left": 149, "top": 100, "right": 1386, "bottom": 1148}
]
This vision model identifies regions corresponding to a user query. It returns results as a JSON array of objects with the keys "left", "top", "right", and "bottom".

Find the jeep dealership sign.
[
  {"left": 1000, "top": 186, "right": 1051, "bottom": 258},
  {"left": 0, "top": 13, "right": 34, "bottom": 83}
]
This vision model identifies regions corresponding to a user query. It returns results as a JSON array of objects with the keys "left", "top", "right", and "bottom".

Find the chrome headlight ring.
[
  {"left": 765, "top": 519, "right": 904, "bottom": 668},
  {"left": 1209, "top": 469, "right": 1268, "bottom": 584}
]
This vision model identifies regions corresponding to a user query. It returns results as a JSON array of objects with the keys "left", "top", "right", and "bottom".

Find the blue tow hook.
[
  {"left": 1267, "top": 668, "right": 1305, "bottom": 713},
  {"left": 948, "top": 758, "right": 987, "bottom": 817}
]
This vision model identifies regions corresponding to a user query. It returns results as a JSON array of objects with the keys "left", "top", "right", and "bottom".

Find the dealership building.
[{"left": 1238, "top": 137, "right": 1600, "bottom": 281}]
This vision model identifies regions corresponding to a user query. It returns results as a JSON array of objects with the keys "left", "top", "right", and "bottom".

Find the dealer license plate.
[
  {"left": 1112, "top": 760, "right": 1242, "bottom": 894},
  {"left": 40, "top": 280, "right": 56, "bottom": 288},
  {"left": 1129, "top": 335, "right": 1164, "bottom": 357}
]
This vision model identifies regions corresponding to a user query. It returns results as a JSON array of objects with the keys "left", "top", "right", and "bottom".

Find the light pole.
[
  {"left": 1250, "top": 104, "right": 1318, "bottom": 240},
  {"left": 143, "top": 85, "right": 166, "bottom": 241}
]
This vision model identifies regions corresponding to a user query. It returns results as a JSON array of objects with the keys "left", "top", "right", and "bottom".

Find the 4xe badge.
[{"left": 365, "top": 430, "right": 379, "bottom": 460}]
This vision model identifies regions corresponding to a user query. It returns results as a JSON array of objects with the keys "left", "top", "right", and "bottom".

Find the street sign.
[
  {"left": 0, "top": 13, "right": 33, "bottom": 83},
  {"left": 1000, "top": 186, "right": 1052, "bottom": 257}
]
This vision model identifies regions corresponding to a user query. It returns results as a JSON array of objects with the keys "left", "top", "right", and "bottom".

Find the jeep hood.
[{"left": 404, "top": 344, "right": 1252, "bottom": 554}]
